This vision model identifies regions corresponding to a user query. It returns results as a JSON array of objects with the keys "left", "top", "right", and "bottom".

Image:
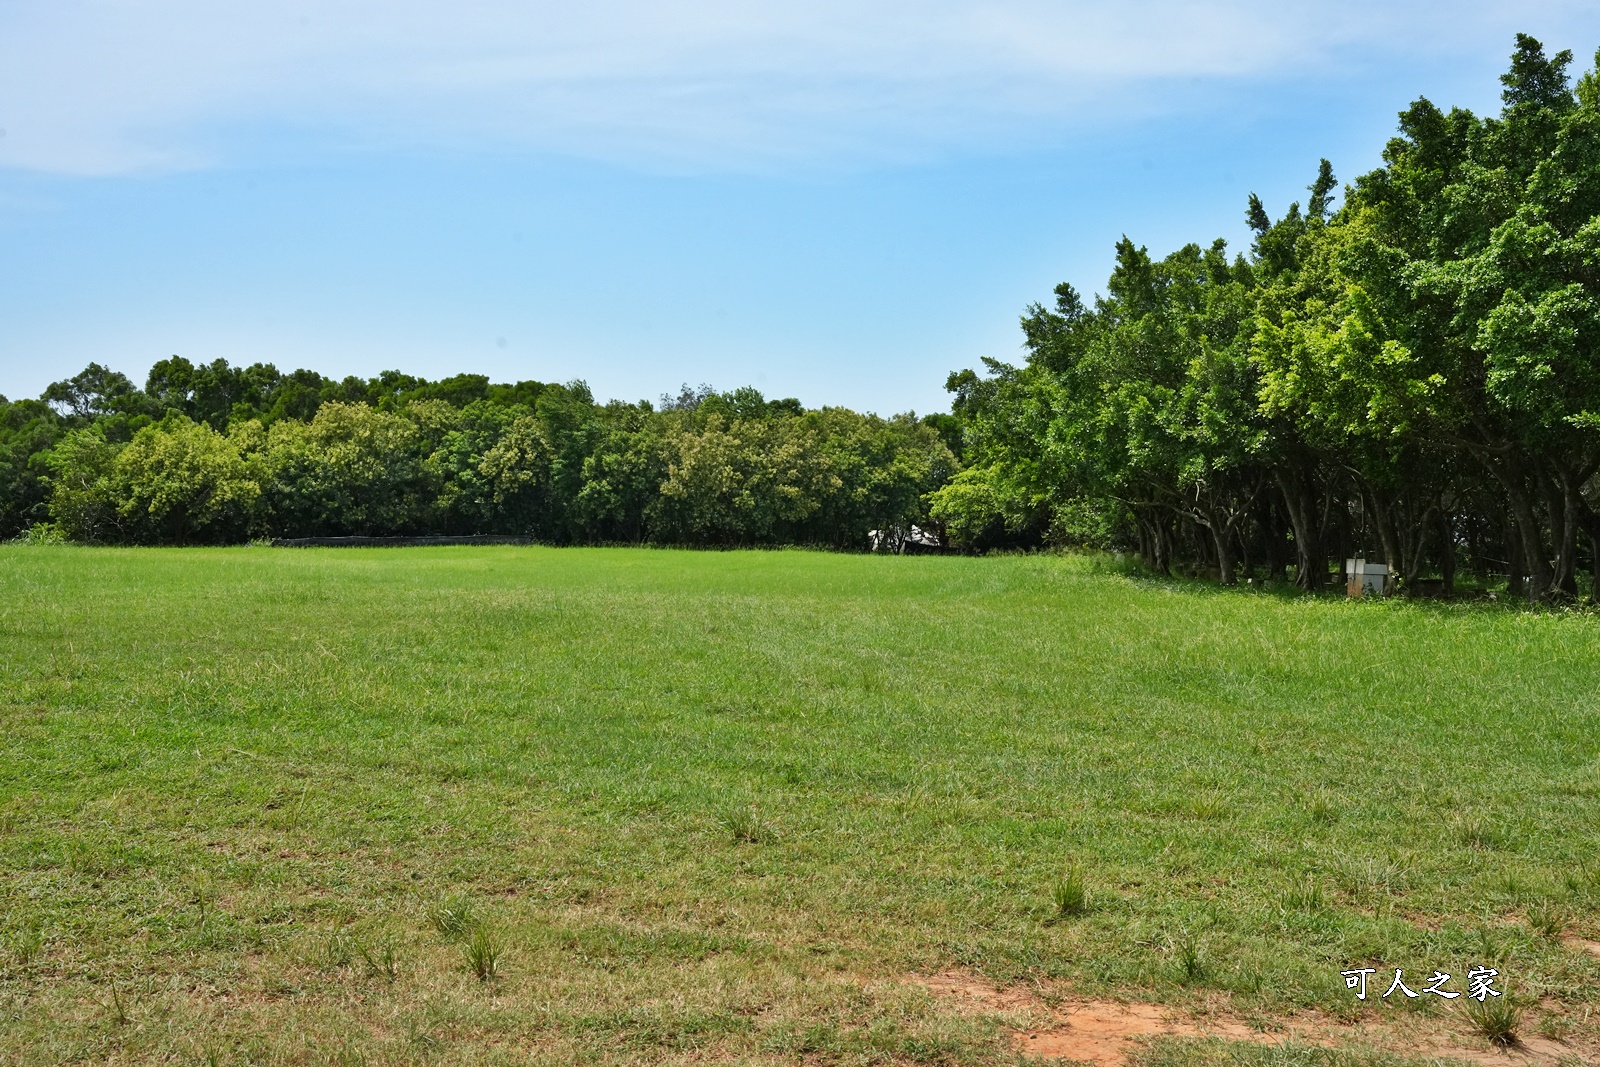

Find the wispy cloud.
[{"left": 1, "top": 0, "right": 1593, "bottom": 175}]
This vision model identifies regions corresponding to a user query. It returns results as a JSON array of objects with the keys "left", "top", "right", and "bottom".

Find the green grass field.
[{"left": 2, "top": 546, "right": 1598, "bottom": 1066}]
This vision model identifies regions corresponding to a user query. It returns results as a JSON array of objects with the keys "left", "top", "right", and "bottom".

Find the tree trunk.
[
  {"left": 1472, "top": 448, "right": 1551, "bottom": 602},
  {"left": 1506, "top": 511, "right": 1526, "bottom": 600},
  {"left": 1439, "top": 509, "right": 1456, "bottom": 598},
  {"left": 1208, "top": 515, "right": 1237, "bottom": 585},
  {"left": 1551, "top": 461, "right": 1596, "bottom": 599},
  {"left": 1134, "top": 510, "right": 1157, "bottom": 573},
  {"left": 1274, "top": 465, "right": 1327, "bottom": 591},
  {"left": 1264, "top": 498, "right": 1288, "bottom": 581},
  {"left": 1405, "top": 506, "right": 1438, "bottom": 587},
  {"left": 1236, "top": 519, "right": 1254, "bottom": 584},
  {"left": 1591, "top": 532, "right": 1600, "bottom": 602},
  {"left": 1537, "top": 467, "right": 1576, "bottom": 599},
  {"left": 1508, "top": 482, "right": 1553, "bottom": 603},
  {"left": 1362, "top": 481, "right": 1402, "bottom": 575}
]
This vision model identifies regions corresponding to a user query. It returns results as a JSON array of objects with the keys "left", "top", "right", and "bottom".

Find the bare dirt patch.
[
  {"left": 1014, "top": 1000, "right": 1284, "bottom": 1066},
  {"left": 912, "top": 972, "right": 1299, "bottom": 1066},
  {"left": 911, "top": 971, "right": 1595, "bottom": 1067},
  {"left": 916, "top": 971, "right": 1041, "bottom": 1012},
  {"left": 1563, "top": 936, "right": 1600, "bottom": 960}
]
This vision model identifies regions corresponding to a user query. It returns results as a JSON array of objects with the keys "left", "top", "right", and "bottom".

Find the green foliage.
[
  {"left": 42, "top": 425, "right": 122, "bottom": 542},
  {"left": 253, "top": 402, "right": 429, "bottom": 536},
  {"left": 0, "top": 397, "right": 63, "bottom": 538},
  {"left": 16, "top": 522, "right": 66, "bottom": 546},
  {"left": 939, "top": 34, "right": 1600, "bottom": 600},
  {"left": 112, "top": 418, "right": 259, "bottom": 544},
  {"left": 9, "top": 372, "right": 952, "bottom": 547}
]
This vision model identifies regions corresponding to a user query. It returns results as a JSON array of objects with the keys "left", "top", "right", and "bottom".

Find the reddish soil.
[
  {"left": 910, "top": 970, "right": 1596, "bottom": 1067},
  {"left": 912, "top": 971, "right": 1303, "bottom": 1065},
  {"left": 1014, "top": 1000, "right": 1280, "bottom": 1066}
]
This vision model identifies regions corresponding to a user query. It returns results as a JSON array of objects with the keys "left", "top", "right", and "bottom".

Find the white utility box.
[{"left": 1345, "top": 558, "right": 1389, "bottom": 598}]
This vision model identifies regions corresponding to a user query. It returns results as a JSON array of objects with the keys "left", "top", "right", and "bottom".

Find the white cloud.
[{"left": 0, "top": 0, "right": 1593, "bottom": 175}]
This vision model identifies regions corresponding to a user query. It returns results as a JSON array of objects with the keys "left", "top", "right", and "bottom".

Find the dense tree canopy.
[
  {"left": 933, "top": 35, "right": 1600, "bottom": 601},
  {"left": 0, "top": 367, "right": 953, "bottom": 549}
]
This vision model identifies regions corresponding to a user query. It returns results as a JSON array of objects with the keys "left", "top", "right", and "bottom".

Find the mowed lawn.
[{"left": 1, "top": 546, "right": 1598, "bottom": 1066}]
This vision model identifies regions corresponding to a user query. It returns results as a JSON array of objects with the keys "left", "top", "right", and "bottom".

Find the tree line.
[
  {"left": 931, "top": 35, "right": 1600, "bottom": 602},
  {"left": 6, "top": 35, "right": 1598, "bottom": 601},
  {"left": 0, "top": 360, "right": 956, "bottom": 548}
]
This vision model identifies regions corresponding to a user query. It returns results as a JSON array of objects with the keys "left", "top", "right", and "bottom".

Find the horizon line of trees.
[
  {"left": 0, "top": 361, "right": 958, "bottom": 548},
  {"left": 7, "top": 34, "right": 1600, "bottom": 604},
  {"left": 930, "top": 34, "right": 1600, "bottom": 603}
]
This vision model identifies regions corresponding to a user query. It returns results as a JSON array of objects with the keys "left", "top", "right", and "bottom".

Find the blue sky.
[{"left": 3, "top": 2, "right": 1598, "bottom": 416}]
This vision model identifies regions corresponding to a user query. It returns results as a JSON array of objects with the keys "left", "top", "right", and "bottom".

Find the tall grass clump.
[
  {"left": 1524, "top": 900, "right": 1568, "bottom": 939},
  {"left": 429, "top": 895, "right": 476, "bottom": 940},
  {"left": 1282, "top": 877, "right": 1324, "bottom": 912},
  {"left": 719, "top": 805, "right": 764, "bottom": 844},
  {"left": 358, "top": 936, "right": 398, "bottom": 982},
  {"left": 463, "top": 926, "right": 501, "bottom": 982},
  {"left": 1466, "top": 995, "right": 1522, "bottom": 1046},
  {"left": 1050, "top": 868, "right": 1089, "bottom": 917},
  {"left": 1307, "top": 790, "right": 1339, "bottom": 825},
  {"left": 1454, "top": 815, "right": 1506, "bottom": 852},
  {"left": 1172, "top": 930, "right": 1207, "bottom": 982}
]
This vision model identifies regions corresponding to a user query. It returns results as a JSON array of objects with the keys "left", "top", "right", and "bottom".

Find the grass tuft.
[
  {"left": 1465, "top": 994, "right": 1522, "bottom": 1046},
  {"left": 1050, "top": 868, "right": 1089, "bottom": 917},
  {"left": 1337, "top": 855, "right": 1410, "bottom": 896},
  {"left": 1454, "top": 816, "right": 1505, "bottom": 851},
  {"left": 8, "top": 924, "right": 43, "bottom": 967},
  {"left": 357, "top": 935, "right": 398, "bottom": 982},
  {"left": 1172, "top": 929, "right": 1207, "bottom": 982},
  {"left": 1282, "top": 877, "right": 1324, "bottom": 912},
  {"left": 188, "top": 870, "right": 214, "bottom": 927},
  {"left": 463, "top": 926, "right": 501, "bottom": 982},
  {"left": 323, "top": 929, "right": 354, "bottom": 969},
  {"left": 719, "top": 805, "right": 764, "bottom": 844},
  {"left": 1472, "top": 925, "right": 1511, "bottom": 963},
  {"left": 429, "top": 895, "right": 476, "bottom": 940},
  {"left": 1524, "top": 899, "right": 1568, "bottom": 939},
  {"left": 1187, "top": 790, "right": 1230, "bottom": 821}
]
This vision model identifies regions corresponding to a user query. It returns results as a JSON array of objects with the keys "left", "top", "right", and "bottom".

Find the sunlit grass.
[{"left": 1, "top": 545, "right": 1597, "bottom": 1064}]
